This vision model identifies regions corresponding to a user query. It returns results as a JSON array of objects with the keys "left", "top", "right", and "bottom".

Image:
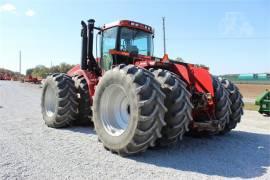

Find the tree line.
[
  {"left": 0, "top": 68, "right": 21, "bottom": 76},
  {"left": 26, "top": 63, "right": 75, "bottom": 78}
]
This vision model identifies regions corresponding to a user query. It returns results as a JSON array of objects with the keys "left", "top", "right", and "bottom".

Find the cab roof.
[{"left": 102, "top": 20, "right": 153, "bottom": 34}]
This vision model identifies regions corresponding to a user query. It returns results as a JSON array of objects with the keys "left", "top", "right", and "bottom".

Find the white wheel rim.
[
  {"left": 44, "top": 85, "right": 57, "bottom": 117},
  {"left": 100, "top": 84, "right": 130, "bottom": 136}
]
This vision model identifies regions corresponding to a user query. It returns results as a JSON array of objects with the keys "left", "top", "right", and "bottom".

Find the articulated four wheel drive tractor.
[{"left": 41, "top": 19, "right": 244, "bottom": 156}]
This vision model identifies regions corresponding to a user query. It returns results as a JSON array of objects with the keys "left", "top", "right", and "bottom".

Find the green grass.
[{"left": 244, "top": 103, "right": 260, "bottom": 111}]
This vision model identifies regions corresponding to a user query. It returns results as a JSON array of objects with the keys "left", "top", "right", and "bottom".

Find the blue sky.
[{"left": 0, "top": 0, "right": 269, "bottom": 75}]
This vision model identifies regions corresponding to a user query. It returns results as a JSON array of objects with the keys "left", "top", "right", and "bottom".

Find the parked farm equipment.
[
  {"left": 41, "top": 19, "right": 244, "bottom": 156},
  {"left": 22, "top": 75, "right": 42, "bottom": 84},
  {"left": 255, "top": 89, "right": 270, "bottom": 115},
  {"left": 0, "top": 73, "right": 11, "bottom": 80}
]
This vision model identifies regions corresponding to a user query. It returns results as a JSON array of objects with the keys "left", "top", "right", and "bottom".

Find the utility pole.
[
  {"left": 19, "top": 50, "right": 21, "bottom": 74},
  {"left": 162, "top": 17, "right": 166, "bottom": 55}
]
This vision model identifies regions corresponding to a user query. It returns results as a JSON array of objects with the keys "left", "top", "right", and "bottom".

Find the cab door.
[{"left": 100, "top": 27, "right": 118, "bottom": 71}]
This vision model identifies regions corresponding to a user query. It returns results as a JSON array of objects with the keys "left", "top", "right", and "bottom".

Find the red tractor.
[
  {"left": 41, "top": 19, "right": 244, "bottom": 156},
  {"left": 4, "top": 74, "right": 11, "bottom": 80},
  {"left": 24, "top": 75, "right": 41, "bottom": 84}
]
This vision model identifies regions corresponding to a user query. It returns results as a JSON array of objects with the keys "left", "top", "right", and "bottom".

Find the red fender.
[
  {"left": 171, "top": 63, "right": 214, "bottom": 97},
  {"left": 67, "top": 65, "right": 99, "bottom": 105}
]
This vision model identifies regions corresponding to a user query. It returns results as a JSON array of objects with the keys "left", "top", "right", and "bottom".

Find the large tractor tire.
[
  {"left": 93, "top": 64, "right": 167, "bottom": 156},
  {"left": 72, "top": 75, "right": 92, "bottom": 126},
  {"left": 41, "top": 73, "right": 78, "bottom": 128},
  {"left": 150, "top": 69, "right": 193, "bottom": 146},
  {"left": 219, "top": 78, "right": 244, "bottom": 134},
  {"left": 212, "top": 76, "right": 231, "bottom": 130}
]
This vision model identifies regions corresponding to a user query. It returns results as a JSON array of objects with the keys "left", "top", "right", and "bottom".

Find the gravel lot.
[{"left": 0, "top": 81, "right": 269, "bottom": 180}]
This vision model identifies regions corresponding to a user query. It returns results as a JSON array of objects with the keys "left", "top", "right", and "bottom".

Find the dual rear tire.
[
  {"left": 41, "top": 73, "right": 93, "bottom": 128},
  {"left": 41, "top": 73, "right": 78, "bottom": 128},
  {"left": 219, "top": 78, "right": 244, "bottom": 134},
  {"left": 72, "top": 75, "right": 92, "bottom": 126},
  {"left": 189, "top": 76, "right": 243, "bottom": 136}
]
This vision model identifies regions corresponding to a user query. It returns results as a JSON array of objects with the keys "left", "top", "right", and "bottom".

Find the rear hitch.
[{"left": 192, "top": 120, "right": 222, "bottom": 133}]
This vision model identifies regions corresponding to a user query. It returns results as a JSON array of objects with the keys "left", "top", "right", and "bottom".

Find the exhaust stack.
[
  {"left": 80, "top": 19, "right": 101, "bottom": 75},
  {"left": 87, "top": 19, "right": 95, "bottom": 65},
  {"left": 81, "top": 21, "right": 88, "bottom": 70}
]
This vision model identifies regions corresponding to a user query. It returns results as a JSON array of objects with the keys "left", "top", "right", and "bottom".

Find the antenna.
[{"left": 162, "top": 17, "right": 166, "bottom": 55}]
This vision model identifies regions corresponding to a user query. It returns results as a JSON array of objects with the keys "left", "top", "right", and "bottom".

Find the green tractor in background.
[{"left": 255, "top": 89, "right": 270, "bottom": 116}]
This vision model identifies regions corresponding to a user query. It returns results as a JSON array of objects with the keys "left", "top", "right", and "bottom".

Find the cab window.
[
  {"left": 119, "top": 27, "right": 153, "bottom": 56},
  {"left": 101, "top": 27, "right": 117, "bottom": 70}
]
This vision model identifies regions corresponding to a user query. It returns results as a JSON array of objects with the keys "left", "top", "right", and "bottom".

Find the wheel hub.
[
  {"left": 44, "top": 85, "right": 57, "bottom": 117},
  {"left": 100, "top": 84, "right": 130, "bottom": 136}
]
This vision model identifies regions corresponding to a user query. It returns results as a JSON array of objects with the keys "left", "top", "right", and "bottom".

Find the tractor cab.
[{"left": 99, "top": 20, "right": 154, "bottom": 70}]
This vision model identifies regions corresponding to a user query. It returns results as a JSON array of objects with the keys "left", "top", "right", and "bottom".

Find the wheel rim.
[
  {"left": 100, "top": 84, "right": 130, "bottom": 136},
  {"left": 44, "top": 85, "right": 57, "bottom": 117}
]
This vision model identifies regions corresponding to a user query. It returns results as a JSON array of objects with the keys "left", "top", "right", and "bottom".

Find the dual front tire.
[
  {"left": 92, "top": 66, "right": 193, "bottom": 155},
  {"left": 93, "top": 65, "right": 167, "bottom": 155},
  {"left": 93, "top": 65, "right": 193, "bottom": 155}
]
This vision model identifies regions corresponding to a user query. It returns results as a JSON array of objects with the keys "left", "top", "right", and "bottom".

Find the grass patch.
[{"left": 244, "top": 103, "right": 260, "bottom": 111}]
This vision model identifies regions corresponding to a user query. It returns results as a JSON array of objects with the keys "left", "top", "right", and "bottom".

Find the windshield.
[{"left": 119, "top": 27, "right": 153, "bottom": 56}]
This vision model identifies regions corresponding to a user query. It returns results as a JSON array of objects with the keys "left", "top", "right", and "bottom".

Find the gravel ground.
[{"left": 0, "top": 81, "right": 269, "bottom": 180}]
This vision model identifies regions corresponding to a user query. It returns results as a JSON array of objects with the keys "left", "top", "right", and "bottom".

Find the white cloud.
[
  {"left": 0, "top": 3, "right": 16, "bottom": 12},
  {"left": 220, "top": 12, "right": 254, "bottom": 37},
  {"left": 25, "top": 9, "right": 35, "bottom": 17}
]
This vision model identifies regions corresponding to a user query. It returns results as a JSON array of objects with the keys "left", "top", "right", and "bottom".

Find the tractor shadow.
[
  {"left": 64, "top": 125, "right": 269, "bottom": 178},
  {"left": 130, "top": 131, "right": 270, "bottom": 179},
  {"left": 65, "top": 124, "right": 95, "bottom": 135}
]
